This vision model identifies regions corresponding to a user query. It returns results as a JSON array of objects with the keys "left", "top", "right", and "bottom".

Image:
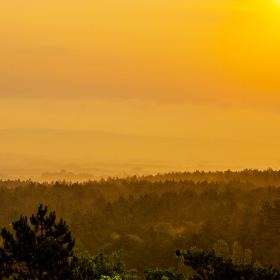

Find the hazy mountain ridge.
[{"left": 0, "top": 128, "right": 278, "bottom": 180}]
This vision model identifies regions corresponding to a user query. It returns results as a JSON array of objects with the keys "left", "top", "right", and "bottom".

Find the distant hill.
[{"left": 0, "top": 128, "right": 278, "bottom": 179}]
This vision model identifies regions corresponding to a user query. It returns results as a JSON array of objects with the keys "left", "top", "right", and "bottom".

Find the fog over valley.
[{"left": 0, "top": 128, "right": 279, "bottom": 180}]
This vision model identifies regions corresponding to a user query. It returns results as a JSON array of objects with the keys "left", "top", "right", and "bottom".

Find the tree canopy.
[
  {"left": 0, "top": 204, "right": 75, "bottom": 280},
  {"left": 1, "top": 170, "right": 280, "bottom": 276},
  {"left": 176, "top": 248, "right": 280, "bottom": 280}
]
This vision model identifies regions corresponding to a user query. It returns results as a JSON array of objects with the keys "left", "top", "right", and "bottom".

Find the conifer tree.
[
  {"left": 176, "top": 248, "right": 280, "bottom": 279},
  {"left": 0, "top": 204, "right": 75, "bottom": 280}
]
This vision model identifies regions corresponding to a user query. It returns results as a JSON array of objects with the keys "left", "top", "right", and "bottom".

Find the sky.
[{"left": 1, "top": 0, "right": 280, "bottom": 173}]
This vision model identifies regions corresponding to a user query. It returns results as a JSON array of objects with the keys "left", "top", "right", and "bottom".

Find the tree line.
[
  {"left": 1, "top": 204, "right": 280, "bottom": 279},
  {"left": 1, "top": 169, "right": 280, "bottom": 278}
]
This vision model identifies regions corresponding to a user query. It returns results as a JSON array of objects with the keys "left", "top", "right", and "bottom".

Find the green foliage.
[
  {"left": 73, "top": 250, "right": 138, "bottom": 280},
  {"left": 101, "top": 276, "right": 122, "bottom": 280},
  {"left": 213, "top": 240, "right": 229, "bottom": 260},
  {"left": 244, "top": 249, "right": 253, "bottom": 265},
  {"left": 231, "top": 241, "right": 243, "bottom": 264},
  {"left": 2, "top": 170, "right": 280, "bottom": 273},
  {"left": 2, "top": 180, "right": 280, "bottom": 279},
  {"left": 144, "top": 268, "right": 186, "bottom": 280},
  {"left": 176, "top": 249, "right": 280, "bottom": 280},
  {"left": 0, "top": 204, "right": 75, "bottom": 280}
]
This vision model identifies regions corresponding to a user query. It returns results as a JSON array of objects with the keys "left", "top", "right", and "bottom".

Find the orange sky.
[{"left": 0, "top": 0, "right": 280, "bottom": 171}]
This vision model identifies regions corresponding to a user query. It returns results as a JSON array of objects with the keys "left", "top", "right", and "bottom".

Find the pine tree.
[
  {"left": 176, "top": 248, "right": 280, "bottom": 280},
  {"left": 0, "top": 204, "right": 75, "bottom": 280}
]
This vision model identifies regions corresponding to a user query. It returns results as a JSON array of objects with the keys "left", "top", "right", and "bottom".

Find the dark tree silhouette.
[
  {"left": 0, "top": 204, "right": 75, "bottom": 280},
  {"left": 176, "top": 249, "right": 280, "bottom": 280},
  {"left": 144, "top": 268, "right": 185, "bottom": 280}
]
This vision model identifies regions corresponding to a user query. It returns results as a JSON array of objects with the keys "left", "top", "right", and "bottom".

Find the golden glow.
[
  {"left": 1, "top": 0, "right": 280, "bottom": 173},
  {"left": 0, "top": 0, "right": 279, "bottom": 106}
]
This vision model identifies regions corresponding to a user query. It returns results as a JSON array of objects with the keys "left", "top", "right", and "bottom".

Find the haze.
[{"left": 1, "top": 0, "right": 280, "bottom": 179}]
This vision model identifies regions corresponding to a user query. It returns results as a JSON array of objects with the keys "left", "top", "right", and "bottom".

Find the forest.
[{"left": 1, "top": 169, "right": 280, "bottom": 279}]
